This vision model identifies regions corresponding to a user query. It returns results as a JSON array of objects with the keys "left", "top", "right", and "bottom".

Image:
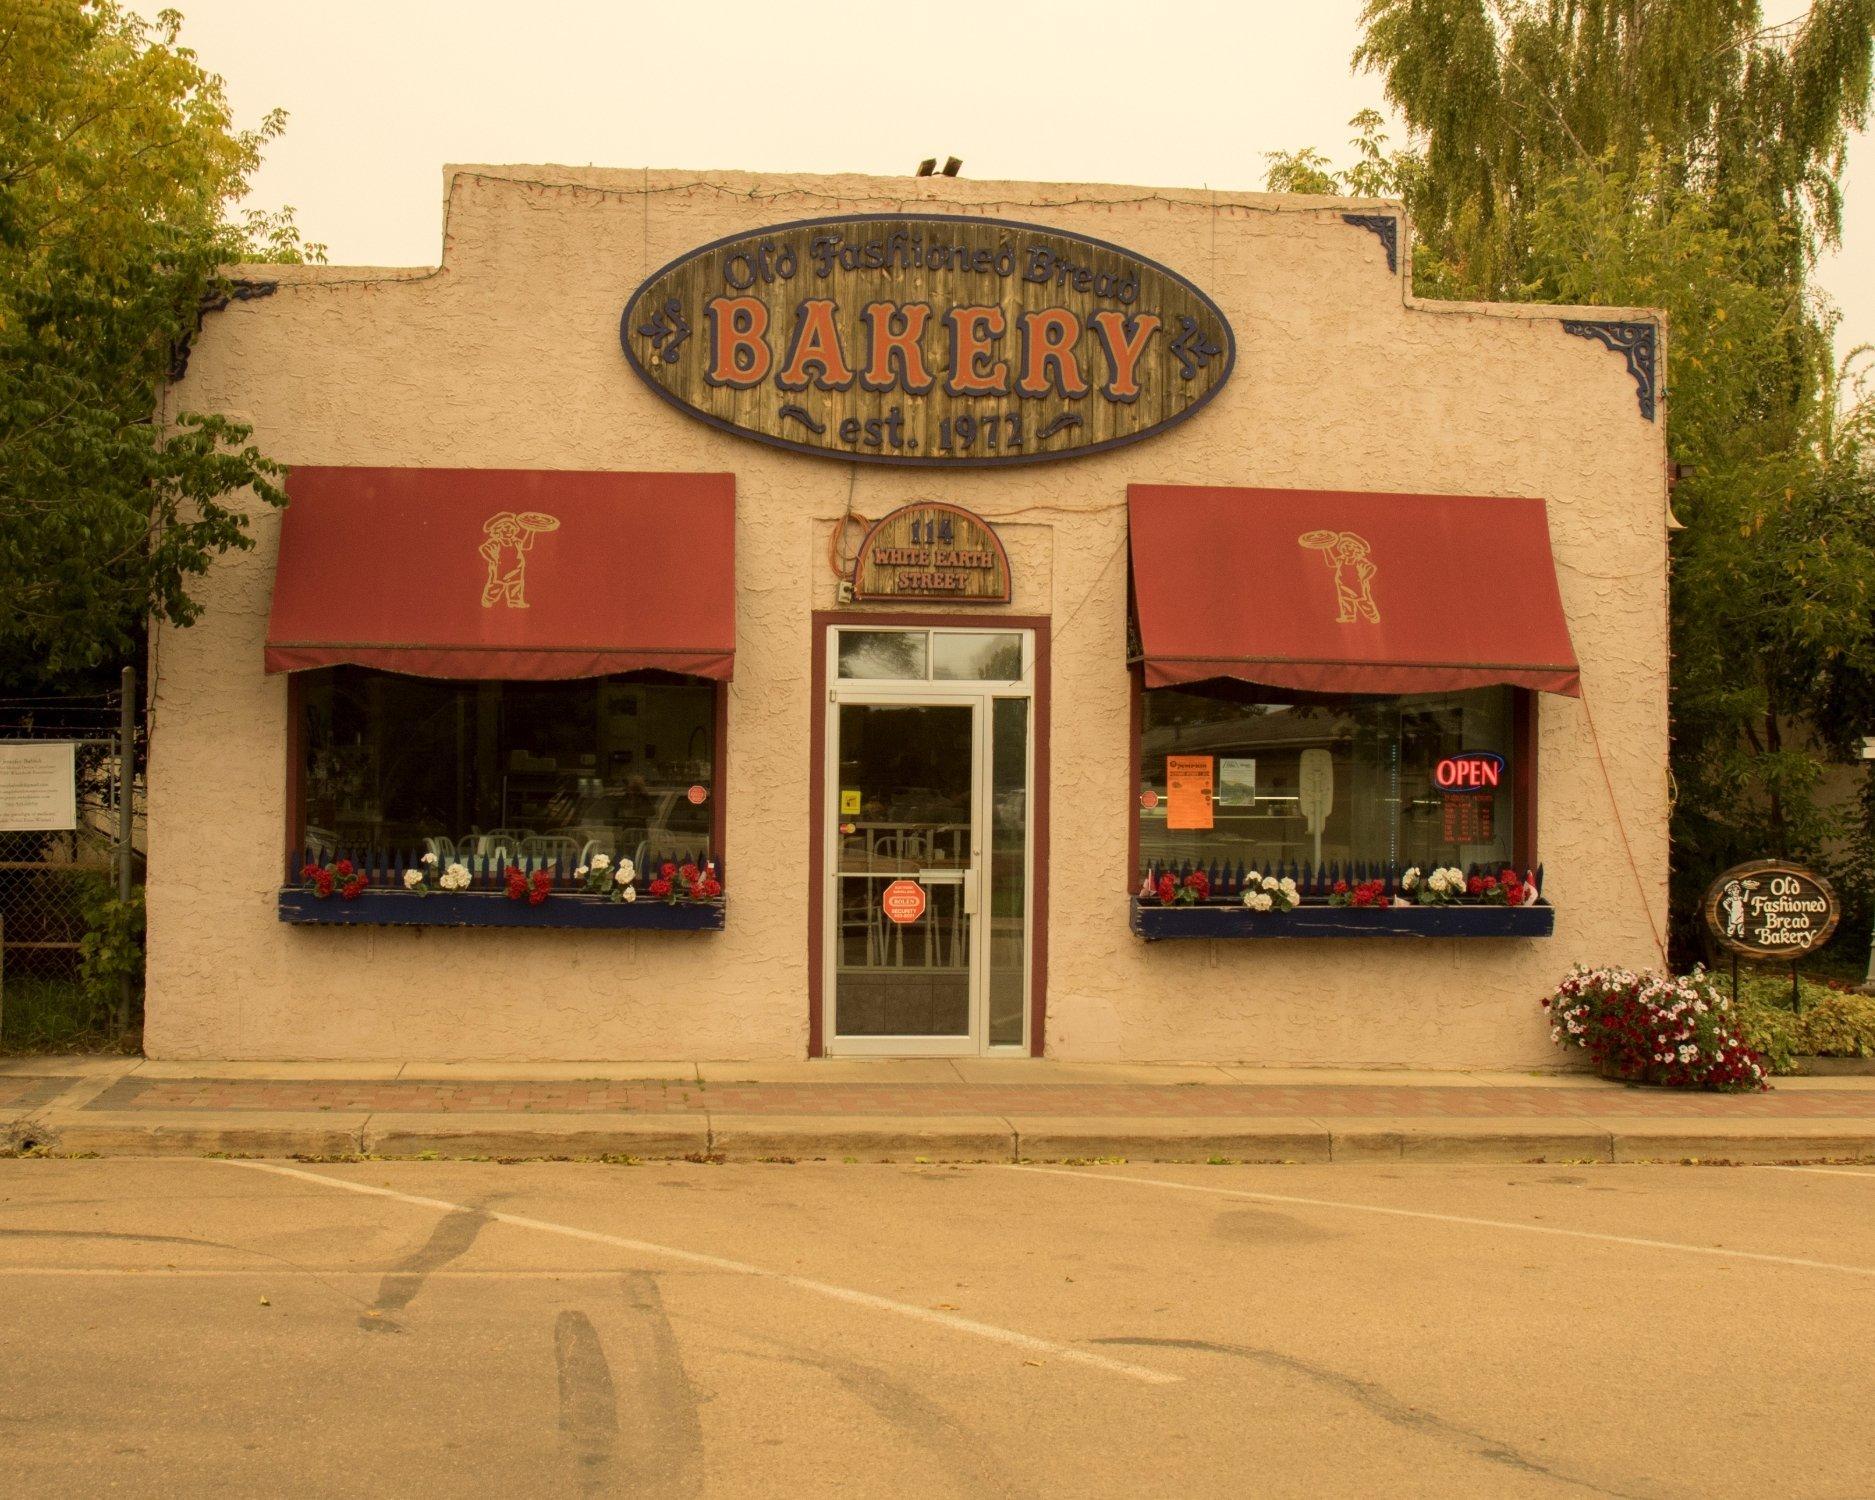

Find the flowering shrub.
[
  {"left": 1145, "top": 868, "right": 1211, "bottom": 905},
  {"left": 1469, "top": 868, "right": 1536, "bottom": 906},
  {"left": 1328, "top": 878, "right": 1388, "bottom": 909},
  {"left": 1241, "top": 870, "right": 1299, "bottom": 912},
  {"left": 401, "top": 851, "right": 471, "bottom": 896},
  {"left": 1402, "top": 866, "right": 1467, "bottom": 906},
  {"left": 505, "top": 866, "right": 553, "bottom": 906},
  {"left": 646, "top": 860, "right": 723, "bottom": 904},
  {"left": 1542, "top": 964, "right": 1768, "bottom": 1090},
  {"left": 573, "top": 853, "right": 638, "bottom": 904},
  {"left": 302, "top": 858, "right": 368, "bottom": 901}
]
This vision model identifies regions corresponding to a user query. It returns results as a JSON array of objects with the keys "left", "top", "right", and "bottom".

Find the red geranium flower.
[
  {"left": 334, "top": 859, "right": 354, "bottom": 877},
  {"left": 1467, "top": 875, "right": 1486, "bottom": 896},
  {"left": 1333, "top": 879, "right": 1349, "bottom": 895},
  {"left": 300, "top": 863, "right": 319, "bottom": 881},
  {"left": 648, "top": 877, "right": 672, "bottom": 899},
  {"left": 661, "top": 862, "right": 676, "bottom": 878},
  {"left": 1156, "top": 873, "right": 1177, "bottom": 904}
]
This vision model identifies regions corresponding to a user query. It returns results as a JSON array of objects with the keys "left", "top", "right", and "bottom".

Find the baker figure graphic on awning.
[{"left": 479, "top": 510, "right": 559, "bottom": 609}]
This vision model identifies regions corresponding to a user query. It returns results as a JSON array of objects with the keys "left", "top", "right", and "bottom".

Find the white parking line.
[
  {"left": 219, "top": 1160, "right": 1179, "bottom": 1386},
  {"left": 1010, "top": 1165, "right": 1875, "bottom": 1280},
  {"left": 1763, "top": 1166, "right": 1875, "bottom": 1181}
]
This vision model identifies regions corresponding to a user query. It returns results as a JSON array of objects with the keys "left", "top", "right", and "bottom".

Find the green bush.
[
  {"left": 1733, "top": 981, "right": 1875, "bottom": 1073},
  {"left": 76, "top": 877, "right": 144, "bottom": 1015}
]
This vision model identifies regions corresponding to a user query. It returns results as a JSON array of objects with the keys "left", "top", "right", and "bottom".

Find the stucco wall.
[{"left": 147, "top": 167, "right": 1669, "bottom": 1062}]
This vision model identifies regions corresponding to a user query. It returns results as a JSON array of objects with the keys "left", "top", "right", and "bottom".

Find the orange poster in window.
[{"left": 1165, "top": 755, "right": 1214, "bottom": 831}]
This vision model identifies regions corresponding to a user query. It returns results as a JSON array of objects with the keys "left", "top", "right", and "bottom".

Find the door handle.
[{"left": 916, "top": 869, "right": 965, "bottom": 884}]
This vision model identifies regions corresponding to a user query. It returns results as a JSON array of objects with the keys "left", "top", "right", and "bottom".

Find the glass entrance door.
[
  {"left": 830, "top": 701, "right": 977, "bottom": 1044},
  {"left": 822, "top": 627, "right": 1034, "bottom": 1055}
]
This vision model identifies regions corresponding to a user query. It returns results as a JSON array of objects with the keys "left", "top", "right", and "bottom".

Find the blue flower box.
[
  {"left": 1130, "top": 897, "right": 1554, "bottom": 941},
  {"left": 277, "top": 888, "right": 725, "bottom": 931}
]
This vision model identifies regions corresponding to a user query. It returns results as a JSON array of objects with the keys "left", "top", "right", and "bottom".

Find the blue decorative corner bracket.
[
  {"left": 1562, "top": 319, "right": 1658, "bottom": 421},
  {"left": 1341, "top": 214, "right": 1399, "bottom": 276}
]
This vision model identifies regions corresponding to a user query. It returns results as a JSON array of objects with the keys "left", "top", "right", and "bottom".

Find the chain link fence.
[{"left": 0, "top": 682, "right": 142, "bottom": 1048}]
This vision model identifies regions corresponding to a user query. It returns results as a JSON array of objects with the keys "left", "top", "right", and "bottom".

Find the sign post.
[
  {"left": 1702, "top": 859, "right": 1841, "bottom": 1010},
  {"left": 1863, "top": 736, "right": 1875, "bottom": 991}
]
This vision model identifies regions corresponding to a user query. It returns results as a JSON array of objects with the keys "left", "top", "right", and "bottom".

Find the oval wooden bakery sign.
[
  {"left": 619, "top": 213, "right": 1234, "bottom": 467},
  {"left": 1703, "top": 860, "right": 1841, "bottom": 960},
  {"left": 852, "top": 502, "right": 1010, "bottom": 604}
]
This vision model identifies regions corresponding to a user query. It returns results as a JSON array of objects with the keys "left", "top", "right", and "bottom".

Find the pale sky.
[{"left": 141, "top": 0, "right": 1872, "bottom": 371}]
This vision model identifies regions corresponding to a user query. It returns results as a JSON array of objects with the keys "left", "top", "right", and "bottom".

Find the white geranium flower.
[
  {"left": 622, "top": 885, "right": 637, "bottom": 904},
  {"left": 1245, "top": 870, "right": 1262, "bottom": 886},
  {"left": 421, "top": 851, "right": 438, "bottom": 866},
  {"left": 1261, "top": 875, "right": 1279, "bottom": 891},
  {"left": 1428, "top": 871, "right": 1448, "bottom": 894},
  {"left": 1244, "top": 890, "right": 1273, "bottom": 912},
  {"left": 591, "top": 853, "right": 611, "bottom": 870},
  {"left": 574, "top": 865, "right": 589, "bottom": 880},
  {"left": 616, "top": 860, "right": 635, "bottom": 883},
  {"left": 1402, "top": 866, "right": 1421, "bottom": 889},
  {"left": 1279, "top": 877, "right": 1297, "bottom": 894},
  {"left": 402, "top": 868, "right": 424, "bottom": 890},
  {"left": 440, "top": 862, "right": 471, "bottom": 891}
]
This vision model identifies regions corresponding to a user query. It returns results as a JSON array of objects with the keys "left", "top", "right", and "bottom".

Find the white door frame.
[{"left": 820, "top": 628, "right": 1034, "bottom": 1057}]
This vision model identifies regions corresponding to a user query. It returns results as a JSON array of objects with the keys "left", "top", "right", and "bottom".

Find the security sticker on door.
[{"left": 840, "top": 789, "right": 861, "bottom": 816}]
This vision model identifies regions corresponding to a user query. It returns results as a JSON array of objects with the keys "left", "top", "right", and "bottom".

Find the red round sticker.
[
  {"left": 686, "top": 784, "right": 708, "bottom": 805},
  {"left": 1140, "top": 790, "right": 1160, "bottom": 810},
  {"left": 881, "top": 879, "right": 927, "bottom": 925}
]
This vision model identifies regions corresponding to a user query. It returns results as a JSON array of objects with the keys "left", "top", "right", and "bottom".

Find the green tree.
[
  {"left": 0, "top": 1, "right": 316, "bottom": 688},
  {"left": 1267, "top": 3, "right": 1875, "bottom": 958}
]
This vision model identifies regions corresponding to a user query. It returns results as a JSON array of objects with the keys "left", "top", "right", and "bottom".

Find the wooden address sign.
[
  {"left": 619, "top": 213, "right": 1235, "bottom": 467},
  {"left": 1702, "top": 860, "right": 1841, "bottom": 960},
  {"left": 852, "top": 503, "right": 1010, "bottom": 603}
]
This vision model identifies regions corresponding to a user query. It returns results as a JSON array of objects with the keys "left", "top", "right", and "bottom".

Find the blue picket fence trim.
[
  {"left": 281, "top": 844, "right": 724, "bottom": 929},
  {"left": 288, "top": 847, "right": 722, "bottom": 895},
  {"left": 278, "top": 888, "right": 725, "bottom": 931},
  {"left": 1138, "top": 859, "right": 1543, "bottom": 903}
]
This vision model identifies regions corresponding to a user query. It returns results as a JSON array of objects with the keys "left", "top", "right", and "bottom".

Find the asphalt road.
[{"left": 1, "top": 1158, "right": 1871, "bottom": 1499}]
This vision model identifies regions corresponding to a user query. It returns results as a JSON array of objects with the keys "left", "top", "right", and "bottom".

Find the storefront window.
[
  {"left": 1137, "top": 684, "right": 1516, "bottom": 876},
  {"left": 299, "top": 667, "right": 715, "bottom": 868}
]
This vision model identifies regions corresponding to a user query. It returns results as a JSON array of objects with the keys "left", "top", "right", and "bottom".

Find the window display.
[{"left": 298, "top": 667, "right": 716, "bottom": 871}]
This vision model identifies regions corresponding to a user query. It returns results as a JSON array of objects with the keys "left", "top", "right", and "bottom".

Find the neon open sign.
[{"left": 1433, "top": 751, "right": 1505, "bottom": 792}]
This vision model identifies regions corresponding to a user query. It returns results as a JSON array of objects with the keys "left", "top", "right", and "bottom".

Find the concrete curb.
[{"left": 8, "top": 1109, "right": 1875, "bottom": 1165}]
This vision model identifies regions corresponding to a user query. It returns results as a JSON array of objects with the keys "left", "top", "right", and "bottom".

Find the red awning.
[
  {"left": 1128, "top": 485, "right": 1580, "bottom": 696},
  {"left": 266, "top": 468, "right": 735, "bottom": 680}
]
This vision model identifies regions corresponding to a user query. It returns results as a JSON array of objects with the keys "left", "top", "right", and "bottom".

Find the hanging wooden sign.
[
  {"left": 1702, "top": 860, "right": 1840, "bottom": 960},
  {"left": 619, "top": 213, "right": 1235, "bottom": 467},
  {"left": 851, "top": 502, "right": 1011, "bottom": 604}
]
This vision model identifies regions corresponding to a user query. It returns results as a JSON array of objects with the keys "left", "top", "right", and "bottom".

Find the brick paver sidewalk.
[{"left": 81, "top": 1076, "right": 1875, "bottom": 1118}]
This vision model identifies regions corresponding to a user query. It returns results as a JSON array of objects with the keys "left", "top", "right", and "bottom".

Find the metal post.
[
  {"left": 116, "top": 665, "right": 136, "bottom": 1032},
  {"left": 1864, "top": 738, "right": 1875, "bottom": 991}
]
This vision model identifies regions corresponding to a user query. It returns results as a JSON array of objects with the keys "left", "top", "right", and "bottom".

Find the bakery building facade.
[{"left": 145, "top": 167, "right": 1669, "bottom": 1064}]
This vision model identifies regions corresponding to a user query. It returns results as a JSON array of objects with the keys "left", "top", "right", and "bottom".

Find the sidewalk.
[{"left": 5, "top": 1055, "right": 1874, "bottom": 1164}]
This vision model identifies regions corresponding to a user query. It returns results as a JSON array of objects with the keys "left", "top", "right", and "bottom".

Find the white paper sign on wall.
[{"left": 0, "top": 742, "right": 78, "bottom": 832}]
